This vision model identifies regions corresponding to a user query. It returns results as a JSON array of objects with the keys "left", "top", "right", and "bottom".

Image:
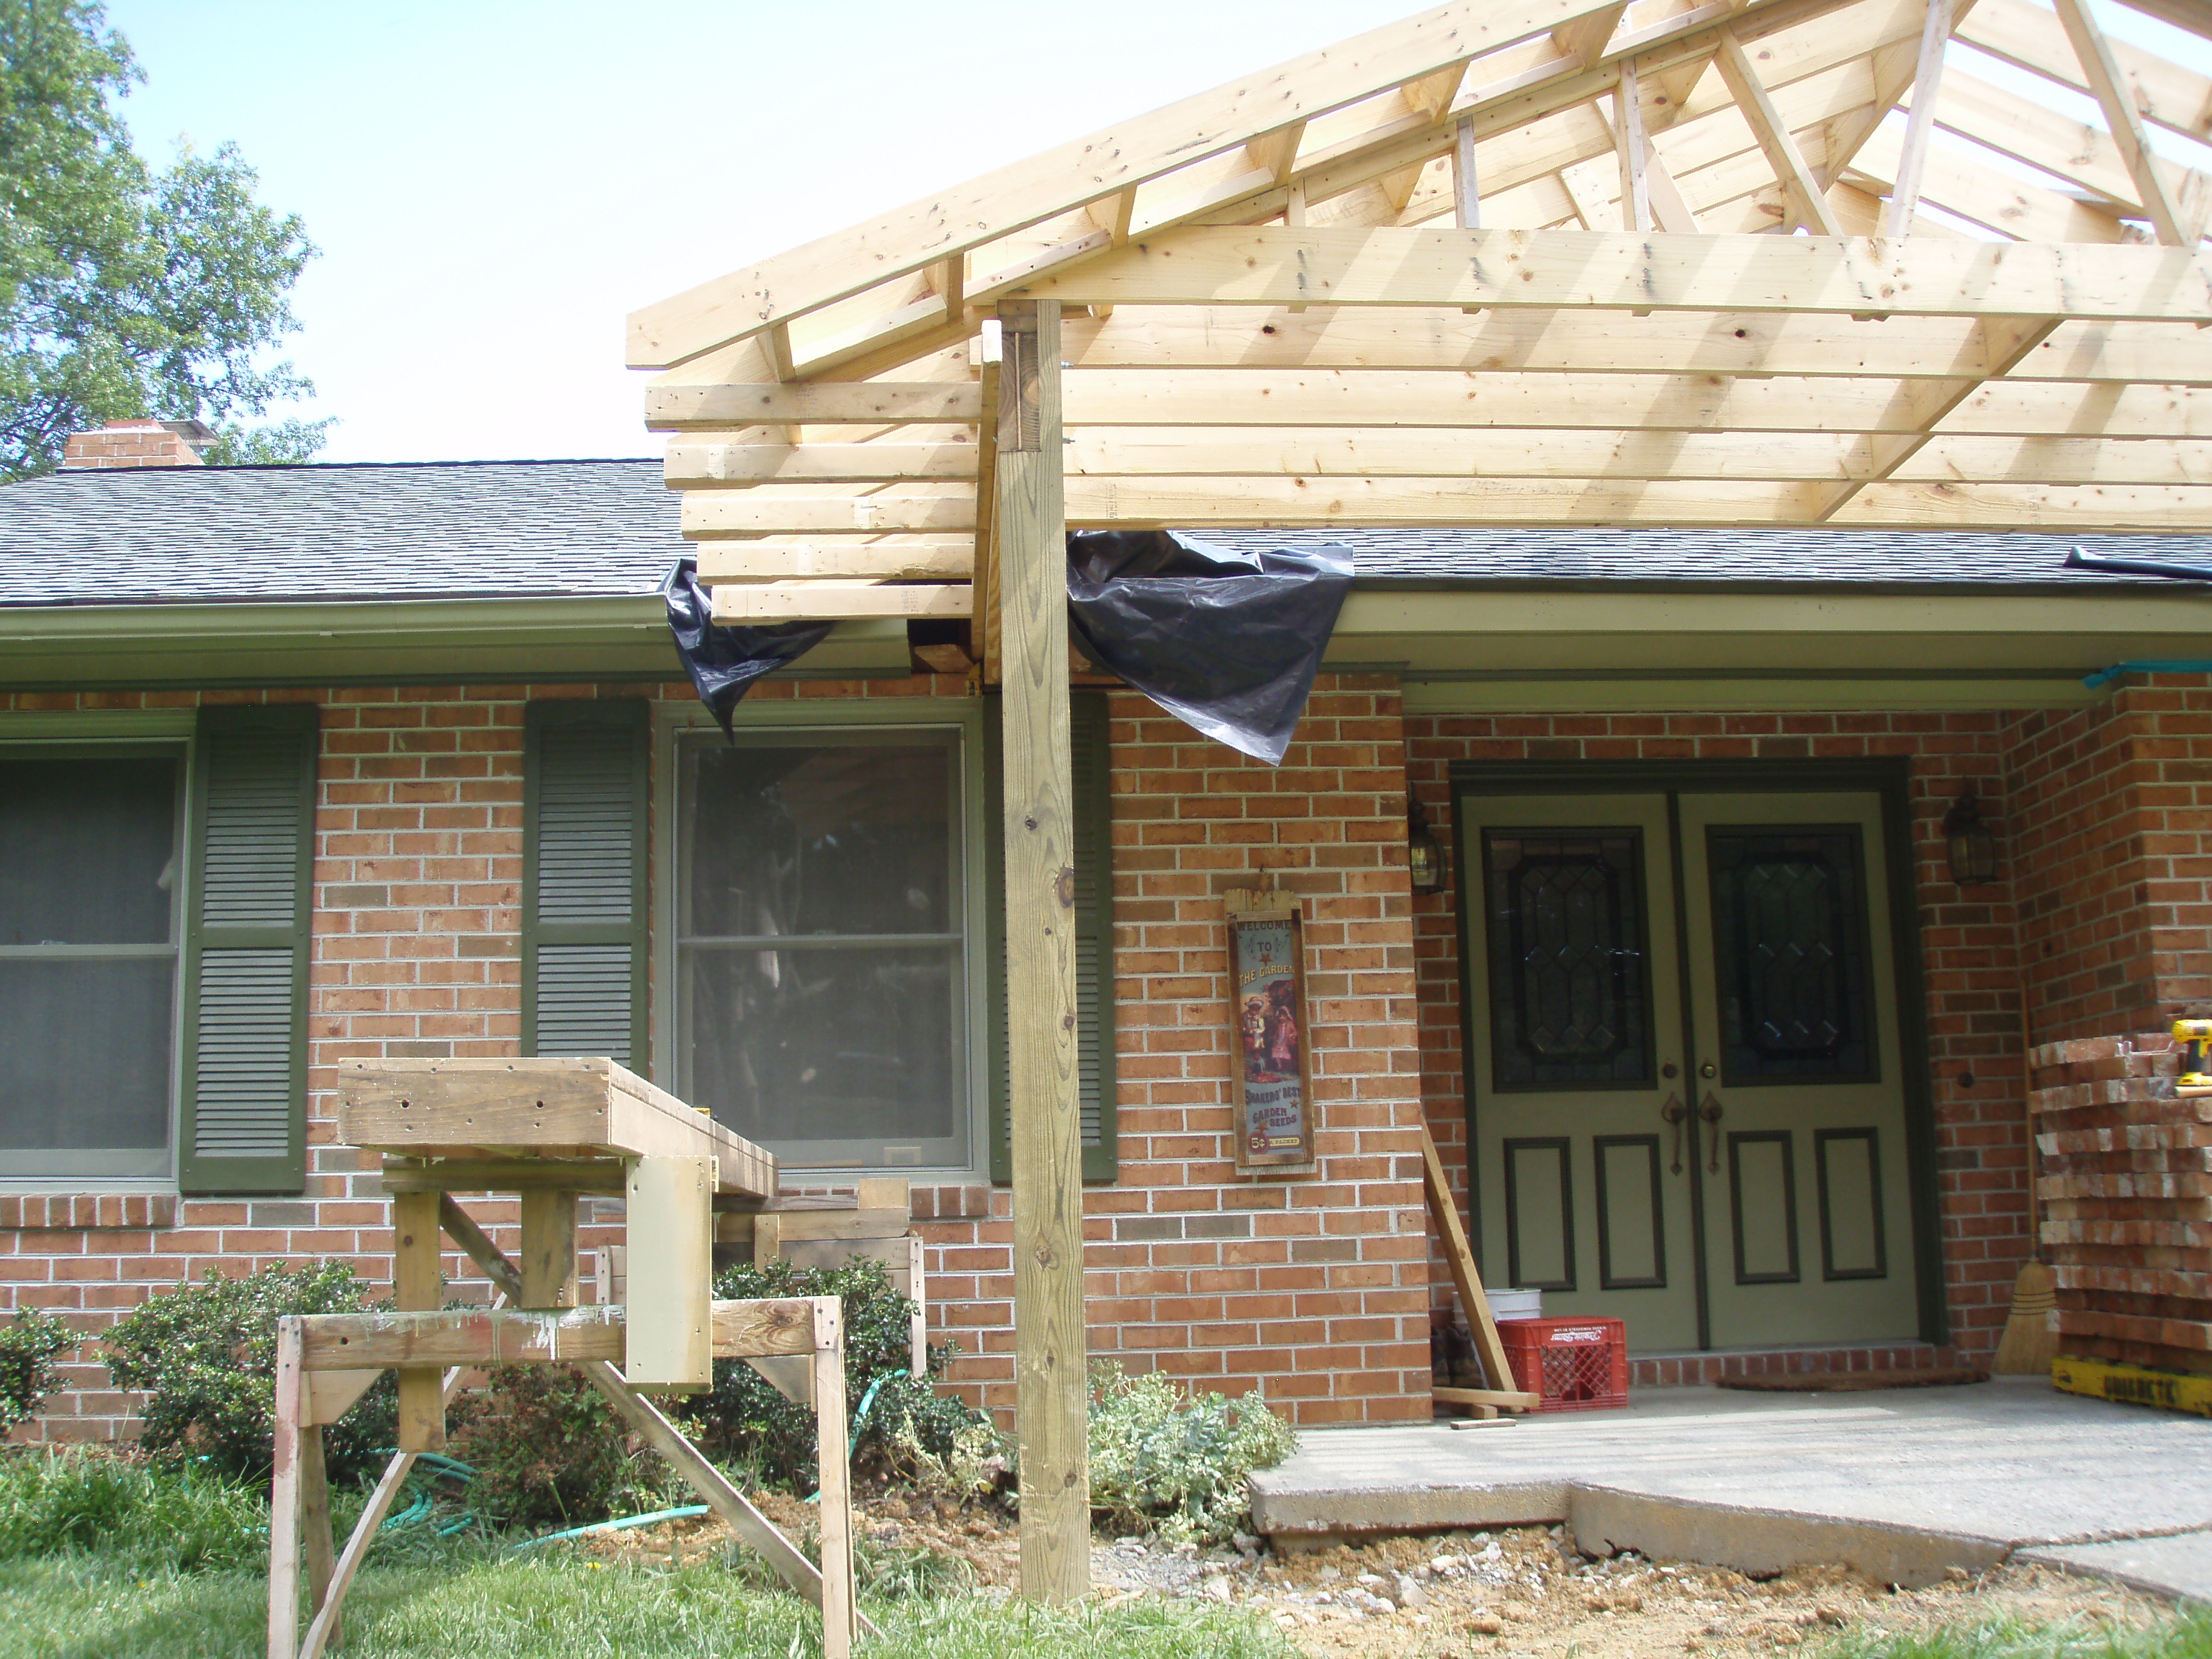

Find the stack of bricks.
[{"left": 2031, "top": 1033, "right": 2212, "bottom": 1377}]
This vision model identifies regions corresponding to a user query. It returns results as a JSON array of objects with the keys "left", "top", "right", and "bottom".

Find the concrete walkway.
[{"left": 1250, "top": 1378, "right": 2212, "bottom": 1601}]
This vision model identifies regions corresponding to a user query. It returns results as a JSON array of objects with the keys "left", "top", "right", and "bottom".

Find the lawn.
[{"left": 0, "top": 1551, "right": 1298, "bottom": 1659}]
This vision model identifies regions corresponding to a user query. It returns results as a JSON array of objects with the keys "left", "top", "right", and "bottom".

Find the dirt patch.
[{"left": 575, "top": 1502, "right": 2166, "bottom": 1659}]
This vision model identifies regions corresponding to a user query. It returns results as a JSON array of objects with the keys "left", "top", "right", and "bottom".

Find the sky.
[{"left": 99, "top": 0, "right": 2212, "bottom": 467}]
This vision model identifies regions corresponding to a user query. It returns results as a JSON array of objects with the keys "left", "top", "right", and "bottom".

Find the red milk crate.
[{"left": 1496, "top": 1316, "right": 1629, "bottom": 1412}]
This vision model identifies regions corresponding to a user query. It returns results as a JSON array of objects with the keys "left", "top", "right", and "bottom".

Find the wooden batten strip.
[
  {"left": 680, "top": 494, "right": 978, "bottom": 536},
  {"left": 694, "top": 541, "right": 976, "bottom": 582},
  {"left": 708, "top": 583, "right": 973, "bottom": 623},
  {"left": 664, "top": 442, "right": 981, "bottom": 486},
  {"left": 1012, "top": 225, "right": 2212, "bottom": 320},
  {"left": 647, "top": 382, "right": 985, "bottom": 432}
]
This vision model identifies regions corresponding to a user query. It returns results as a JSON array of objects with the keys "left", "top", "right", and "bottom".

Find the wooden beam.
[
  {"left": 1884, "top": 0, "right": 1954, "bottom": 235},
  {"left": 995, "top": 297, "right": 1089, "bottom": 1606},
  {"left": 437, "top": 1195, "right": 526, "bottom": 1302},
  {"left": 294, "top": 1301, "right": 822, "bottom": 1370},
  {"left": 1013, "top": 225, "right": 2212, "bottom": 321},
  {"left": 1056, "top": 307, "right": 2212, "bottom": 383},
  {"left": 1959, "top": 0, "right": 2212, "bottom": 147},
  {"left": 709, "top": 583, "right": 972, "bottom": 621},
  {"left": 2053, "top": 0, "right": 2203, "bottom": 246},
  {"left": 664, "top": 443, "right": 981, "bottom": 487},
  {"left": 1716, "top": 27, "right": 1844, "bottom": 233},
  {"left": 1555, "top": 1, "right": 1631, "bottom": 68},
  {"left": 1246, "top": 121, "right": 1307, "bottom": 184},
  {"left": 1930, "top": 68, "right": 2211, "bottom": 221},
  {"left": 693, "top": 541, "right": 975, "bottom": 582},
  {"left": 647, "top": 382, "right": 985, "bottom": 432},
  {"left": 1616, "top": 61, "right": 1653, "bottom": 232},
  {"left": 680, "top": 493, "right": 977, "bottom": 537},
  {"left": 1061, "top": 426, "right": 2212, "bottom": 483},
  {"left": 975, "top": 353, "right": 1003, "bottom": 685},
  {"left": 1054, "top": 367, "right": 2212, "bottom": 436},
  {"left": 1820, "top": 0, "right": 1979, "bottom": 191},
  {"left": 269, "top": 1318, "right": 306, "bottom": 1659},
  {"left": 625, "top": 0, "right": 1654, "bottom": 365},
  {"left": 1454, "top": 117, "right": 1482, "bottom": 228},
  {"left": 390, "top": 1191, "right": 444, "bottom": 1455}
]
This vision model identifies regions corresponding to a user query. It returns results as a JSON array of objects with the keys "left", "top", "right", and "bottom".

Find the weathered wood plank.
[
  {"left": 295, "top": 1300, "right": 822, "bottom": 1370},
  {"left": 680, "top": 493, "right": 977, "bottom": 537},
  {"left": 693, "top": 541, "right": 976, "bottom": 581},
  {"left": 383, "top": 1158, "right": 626, "bottom": 1197},
  {"left": 997, "top": 297, "right": 1090, "bottom": 1605},
  {"left": 645, "top": 382, "right": 984, "bottom": 430},
  {"left": 714, "top": 1207, "right": 913, "bottom": 1245},
  {"left": 518, "top": 1190, "right": 579, "bottom": 1310},
  {"left": 1015, "top": 225, "right": 2212, "bottom": 320},
  {"left": 811, "top": 1298, "right": 857, "bottom": 1659},
  {"left": 664, "top": 442, "right": 981, "bottom": 485},
  {"left": 624, "top": 1156, "right": 714, "bottom": 1392},
  {"left": 390, "top": 1192, "right": 445, "bottom": 1455},
  {"left": 709, "top": 583, "right": 973, "bottom": 621},
  {"left": 268, "top": 1317, "right": 307, "bottom": 1659}
]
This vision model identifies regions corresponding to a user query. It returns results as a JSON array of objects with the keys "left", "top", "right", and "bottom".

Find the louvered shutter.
[
  {"left": 179, "top": 703, "right": 318, "bottom": 1194},
  {"left": 522, "top": 701, "right": 647, "bottom": 1065},
  {"left": 989, "top": 691, "right": 1118, "bottom": 1184}
]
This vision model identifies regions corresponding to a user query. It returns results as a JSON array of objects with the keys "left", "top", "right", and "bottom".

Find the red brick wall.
[
  {"left": 2005, "top": 677, "right": 2212, "bottom": 1043},
  {"left": 1402, "top": 711, "right": 2029, "bottom": 1361}
]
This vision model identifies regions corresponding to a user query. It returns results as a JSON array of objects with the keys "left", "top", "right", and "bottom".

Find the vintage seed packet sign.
[{"left": 1226, "top": 889, "right": 1316, "bottom": 1172}]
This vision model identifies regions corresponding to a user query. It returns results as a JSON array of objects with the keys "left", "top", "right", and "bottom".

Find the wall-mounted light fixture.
[
  {"left": 1942, "top": 790, "right": 2000, "bottom": 886},
  {"left": 1407, "top": 794, "right": 1446, "bottom": 895}
]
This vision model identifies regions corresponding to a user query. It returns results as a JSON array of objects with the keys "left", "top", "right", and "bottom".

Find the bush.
[
  {"left": 0, "top": 1309, "right": 75, "bottom": 1429},
  {"left": 1085, "top": 1363, "right": 1296, "bottom": 1545},
  {"left": 448, "top": 1364, "right": 679, "bottom": 1529},
  {"left": 102, "top": 1261, "right": 399, "bottom": 1487},
  {"left": 0, "top": 1447, "right": 266, "bottom": 1572},
  {"left": 679, "top": 1256, "right": 998, "bottom": 1497}
]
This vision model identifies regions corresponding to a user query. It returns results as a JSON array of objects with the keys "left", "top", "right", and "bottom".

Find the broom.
[{"left": 1992, "top": 997, "right": 2058, "bottom": 1375}]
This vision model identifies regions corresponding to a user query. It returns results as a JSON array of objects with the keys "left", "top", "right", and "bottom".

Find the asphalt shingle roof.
[{"left": 1, "top": 459, "right": 2207, "bottom": 606}]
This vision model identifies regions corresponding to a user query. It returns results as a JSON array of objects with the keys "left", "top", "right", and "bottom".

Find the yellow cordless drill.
[{"left": 2175, "top": 1019, "right": 2212, "bottom": 1090}]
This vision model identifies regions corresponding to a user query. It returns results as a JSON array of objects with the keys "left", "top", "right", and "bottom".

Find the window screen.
[
  {"left": 0, "top": 753, "right": 181, "bottom": 1177},
  {"left": 675, "top": 729, "right": 968, "bottom": 1169}
]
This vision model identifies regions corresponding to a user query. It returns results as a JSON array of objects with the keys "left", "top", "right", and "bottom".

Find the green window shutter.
[
  {"left": 522, "top": 701, "right": 648, "bottom": 1066},
  {"left": 179, "top": 703, "right": 318, "bottom": 1195},
  {"left": 989, "top": 691, "right": 1118, "bottom": 1184}
]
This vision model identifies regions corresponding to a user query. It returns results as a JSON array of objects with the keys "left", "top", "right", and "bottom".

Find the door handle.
[
  {"left": 1660, "top": 1094, "right": 1687, "bottom": 1174},
  {"left": 1699, "top": 1091, "right": 1723, "bottom": 1174}
]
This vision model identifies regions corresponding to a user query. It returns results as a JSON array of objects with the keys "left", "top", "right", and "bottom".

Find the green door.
[
  {"left": 1463, "top": 795, "right": 1701, "bottom": 1352},
  {"left": 1677, "top": 791, "right": 1919, "bottom": 1348},
  {"left": 1462, "top": 786, "right": 1920, "bottom": 1354}
]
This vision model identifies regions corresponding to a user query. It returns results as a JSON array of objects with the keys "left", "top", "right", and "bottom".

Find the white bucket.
[{"left": 1488, "top": 1288, "right": 1544, "bottom": 1321}]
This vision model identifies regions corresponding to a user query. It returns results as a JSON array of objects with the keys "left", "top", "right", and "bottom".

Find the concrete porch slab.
[{"left": 1249, "top": 1378, "right": 2212, "bottom": 1597}]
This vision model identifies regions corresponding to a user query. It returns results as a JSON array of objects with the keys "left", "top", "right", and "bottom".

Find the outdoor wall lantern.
[
  {"left": 1943, "top": 791, "right": 2000, "bottom": 886},
  {"left": 1407, "top": 794, "right": 1447, "bottom": 895}
]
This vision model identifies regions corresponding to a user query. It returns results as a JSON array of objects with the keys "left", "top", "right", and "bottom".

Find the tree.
[{"left": 0, "top": 0, "right": 327, "bottom": 480}]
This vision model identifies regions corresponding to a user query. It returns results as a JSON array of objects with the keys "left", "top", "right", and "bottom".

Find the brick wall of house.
[
  {"left": 1402, "top": 711, "right": 2028, "bottom": 1362},
  {"left": 1, "top": 673, "right": 1431, "bottom": 1439},
  {"left": 2005, "top": 676, "right": 2212, "bottom": 1044}
]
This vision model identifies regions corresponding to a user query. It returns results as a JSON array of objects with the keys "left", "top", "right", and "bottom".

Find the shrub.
[
  {"left": 0, "top": 1447, "right": 266, "bottom": 1572},
  {"left": 679, "top": 1256, "right": 998, "bottom": 1497},
  {"left": 0, "top": 1308, "right": 75, "bottom": 1429},
  {"left": 1084, "top": 1363, "right": 1296, "bottom": 1545},
  {"left": 102, "top": 1261, "right": 399, "bottom": 1486},
  {"left": 447, "top": 1364, "right": 679, "bottom": 1529}
]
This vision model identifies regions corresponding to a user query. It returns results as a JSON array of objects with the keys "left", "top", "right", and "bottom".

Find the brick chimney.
[{"left": 60, "top": 418, "right": 214, "bottom": 471}]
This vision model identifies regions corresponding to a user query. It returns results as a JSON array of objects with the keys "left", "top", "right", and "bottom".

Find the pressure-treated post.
[{"left": 994, "top": 297, "right": 1091, "bottom": 1603}]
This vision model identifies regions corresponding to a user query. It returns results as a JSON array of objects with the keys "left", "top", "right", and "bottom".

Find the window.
[
  {"left": 671, "top": 724, "right": 976, "bottom": 1172},
  {"left": 0, "top": 748, "right": 184, "bottom": 1180}
]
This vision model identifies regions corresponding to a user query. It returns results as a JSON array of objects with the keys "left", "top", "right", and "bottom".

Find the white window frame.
[
  {"left": 649, "top": 697, "right": 992, "bottom": 1182},
  {"left": 0, "top": 710, "right": 197, "bottom": 1194}
]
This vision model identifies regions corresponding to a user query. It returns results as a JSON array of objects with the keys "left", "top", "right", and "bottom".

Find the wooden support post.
[
  {"left": 1453, "top": 118, "right": 1481, "bottom": 230},
  {"left": 518, "top": 1188, "right": 580, "bottom": 1308},
  {"left": 1716, "top": 28, "right": 1843, "bottom": 236},
  {"left": 811, "top": 1298, "right": 858, "bottom": 1659},
  {"left": 995, "top": 295, "right": 1091, "bottom": 1606},
  {"left": 300, "top": 1426, "right": 336, "bottom": 1645},
  {"left": 1419, "top": 1126, "right": 1541, "bottom": 1413},
  {"left": 1616, "top": 62, "right": 1653, "bottom": 233},
  {"left": 267, "top": 1317, "right": 306, "bottom": 1659},
  {"left": 624, "top": 1155, "right": 714, "bottom": 1390},
  {"left": 1884, "top": 0, "right": 1954, "bottom": 237},
  {"left": 390, "top": 1190, "right": 444, "bottom": 1452},
  {"left": 439, "top": 1192, "right": 526, "bottom": 1302}
]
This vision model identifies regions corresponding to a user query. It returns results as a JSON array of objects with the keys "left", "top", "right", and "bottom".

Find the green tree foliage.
[
  {"left": 0, "top": 1307, "right": 74, "bottom": 1428},
  {"left": 0, "top": 0, "right": 327, "bottom": 479}
]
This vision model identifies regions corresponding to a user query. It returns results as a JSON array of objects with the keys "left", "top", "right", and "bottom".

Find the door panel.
[
  {"left": 1465, "top": 795, "right": 1699, "bottom": 1352},
  {"left": 1678, "top": 792, "right": 1919, "bottom": 1347}
]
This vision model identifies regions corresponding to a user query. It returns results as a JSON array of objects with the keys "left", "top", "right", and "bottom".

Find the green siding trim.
[
  {"left": 522, "top": 701, "right": 649, "bottom": 1066},
  {"left": 989, "top": 691, "right": 1118, "bottom": 1185},
  {"left": 178, "top": 703, "right": 318, "bottom": 1195}
]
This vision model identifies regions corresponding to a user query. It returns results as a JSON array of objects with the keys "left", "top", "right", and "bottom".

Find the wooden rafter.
[{"left": 2052, "top": 0, "right": 2208, "bottom": 247}]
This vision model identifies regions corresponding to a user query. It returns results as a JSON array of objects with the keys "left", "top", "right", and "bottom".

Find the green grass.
[
  {"left": 1823, "top": 1607, "right": 2212, "bottom": 1659},
  {"left": 0, "top": 1553, "right": 1297, "bottom": 1659}
]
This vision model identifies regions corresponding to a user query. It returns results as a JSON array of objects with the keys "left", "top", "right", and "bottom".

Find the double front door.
[{"left": 1462, "top": 786, "right": 1921, "bottom": 1352}]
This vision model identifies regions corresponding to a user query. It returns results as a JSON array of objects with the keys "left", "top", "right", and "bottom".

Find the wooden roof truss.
[{"left": 630, "top": 0, "right": 2212, "bottom": 631}]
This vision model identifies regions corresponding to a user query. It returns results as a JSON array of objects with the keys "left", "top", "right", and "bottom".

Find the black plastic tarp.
[
  {"left": 1066, "top": 531, "right": 1354, "bottom": 766},
  {"left": 663, "top": 559, "right": 832, "bottom": 739}
]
